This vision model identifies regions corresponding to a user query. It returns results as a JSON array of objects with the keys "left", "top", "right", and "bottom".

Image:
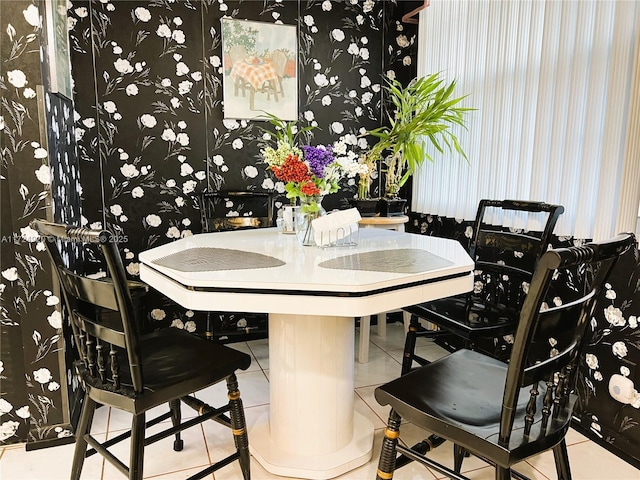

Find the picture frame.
[
  {"left": 45, "top": 0, "right": 73, "bottom": 99},
  {"left": 221, "top": 19, "right": 297, "bottom": 121}
]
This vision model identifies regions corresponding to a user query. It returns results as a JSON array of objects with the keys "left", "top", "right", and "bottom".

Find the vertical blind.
[{"left": 413, "top": 0, "right": 640, "bottom": 240}]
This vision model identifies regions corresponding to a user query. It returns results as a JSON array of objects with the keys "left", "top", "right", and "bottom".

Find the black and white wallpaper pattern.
[{"left": 1, "top": 0, "right": 639, "bottom": 470}]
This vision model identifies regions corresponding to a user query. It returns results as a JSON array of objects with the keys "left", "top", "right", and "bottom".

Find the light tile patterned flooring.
[{"left": 1, "top": 323, "right": 638, "bottom": 480}]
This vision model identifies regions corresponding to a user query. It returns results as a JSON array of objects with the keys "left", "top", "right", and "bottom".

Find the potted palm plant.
[{"left": 366, "top": 73, "right": 471, "bottom": 216}]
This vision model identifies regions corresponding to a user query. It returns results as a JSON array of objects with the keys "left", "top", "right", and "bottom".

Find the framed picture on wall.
[
  {"left": 45, "top": 0, "right": 73, "bottom": 99},
  {"left": 221, "top": 19, "right": 297, "bottom": 121}
]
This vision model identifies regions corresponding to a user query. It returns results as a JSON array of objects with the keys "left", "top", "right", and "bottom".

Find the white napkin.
[{"left": 312, "top": 208, "right": 361, "bottom": 246}]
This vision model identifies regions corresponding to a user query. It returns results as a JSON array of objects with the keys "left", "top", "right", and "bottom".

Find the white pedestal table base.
[{"left": 249, "top": 313, "right": 374, "bottom": 479}]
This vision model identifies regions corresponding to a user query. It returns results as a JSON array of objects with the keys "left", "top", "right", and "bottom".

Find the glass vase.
[{"left": 296, "top": 195, "right": 326, "bottom": 246}]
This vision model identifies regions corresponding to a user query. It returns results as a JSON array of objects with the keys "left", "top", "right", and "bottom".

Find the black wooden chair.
[
  {"left": 31, "top": 219, "right": 252, "bottom": 480},
  {"left": 200, "top": 190, "right": 275, "bottom": 342},
  {"left": 200, "top": 190, "right": 274, "bottom": 233},
  {"left": 402, "top": 200, "right": 564, "bottom": 373},
  {"left": 375, "top": 232, "right": 636, "bottom": 480}
]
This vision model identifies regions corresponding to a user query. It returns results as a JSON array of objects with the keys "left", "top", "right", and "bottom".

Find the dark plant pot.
[
  {"left": 377, "top": 197, "right": 407, "bottom": 217},
  {"left": 348, "top": 198, "right": 379, "bottom": 217}
]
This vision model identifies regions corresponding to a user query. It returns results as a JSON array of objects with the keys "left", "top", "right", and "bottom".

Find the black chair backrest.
[
  {"left": 499, "top": 232, "right": 635, "bottom": 445},
  {"left": 469, "top": 199, "right": 564, "bottom": 314},
  {"left": 31, "top": 219, "right": 147, "bottom": 394},
  {"left": 200, "top": 190, "right": 274, "bottom": 232}
]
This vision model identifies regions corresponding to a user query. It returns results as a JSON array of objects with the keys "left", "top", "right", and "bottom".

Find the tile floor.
[{"left": 1, "top": 322, "right": 639, "bottom": 480}]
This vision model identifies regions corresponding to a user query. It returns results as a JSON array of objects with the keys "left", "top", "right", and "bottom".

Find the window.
[{"left": 413, "top": 0, "right": 640, "bottom": 240}]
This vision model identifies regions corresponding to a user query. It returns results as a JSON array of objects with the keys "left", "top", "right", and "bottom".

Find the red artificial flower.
[
  {"left": 270, "top": 154, "right": 310, "bottom": 183},
  {"left": 300, "top": 180, "right": 321, "bottom": 196}
]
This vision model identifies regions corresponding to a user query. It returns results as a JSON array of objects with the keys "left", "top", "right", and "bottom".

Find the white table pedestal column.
[{"left": 249, "top": 313, "right": 374, "bottom": 479}]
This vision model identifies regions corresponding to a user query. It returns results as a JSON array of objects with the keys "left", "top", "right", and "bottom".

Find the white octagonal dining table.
[{"left": 139, "top": 227, "right": 474, "bottom": 479}]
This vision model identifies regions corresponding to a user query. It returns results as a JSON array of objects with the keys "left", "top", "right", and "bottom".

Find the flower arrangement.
[
  {"left": 260, "top": 112, "right": 360, "bottom": 245},
  {"left": 260, "top": 113, "right": 360, "bottom": 209}
]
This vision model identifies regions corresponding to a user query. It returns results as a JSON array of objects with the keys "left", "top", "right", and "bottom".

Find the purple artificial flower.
[{"left": 302, "top": 145, "right": 334, "bottom": 178}]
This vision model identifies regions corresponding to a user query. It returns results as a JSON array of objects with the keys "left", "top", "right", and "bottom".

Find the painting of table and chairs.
[{"left": 222, "top": 18, "right": 297, "bottom": 120}]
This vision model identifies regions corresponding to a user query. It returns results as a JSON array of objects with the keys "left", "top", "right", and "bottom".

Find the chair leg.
[
  {"left": 129, "top": 412, "right": 145, "bottom": 480},
  {"left": 495, "top": 466, "right": 511, "bottom": 480},
  {"left": 359, "top": 316, "right": 371, "bottom": 363},
  {"left": 70, "top": 393, "right": 96, "bottom": 480},
  {"left": 169, "top": 399, "right": 184, "bottom": 451},
  {"left": 453, "top": 444, "right": 466, "bottom": 472},
  {"left": 376, "top": 410, "right": 401, "bottom": 480},
  {"left": 401, "top": 315, "right": 420, "bottom": 375},
  {"left": 226, "top": 374, "right": 250, "bottom": 480},
  {"left": 552, "top": 439, "right": 572, "bottom": 480}
]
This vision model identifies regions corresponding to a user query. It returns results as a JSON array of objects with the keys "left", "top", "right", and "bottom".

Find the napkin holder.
[{"left": 312, "top": 208, "right": 361, "bottom": 247}]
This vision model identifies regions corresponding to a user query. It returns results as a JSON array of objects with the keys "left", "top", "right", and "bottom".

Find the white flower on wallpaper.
[
  {"left": 22, "top": 4, "right": 39, "bottom": 27},
  {"left": 134, "top": 7, "right": 151, "bottom": 22},
  {"left": 7, "top": 70, "right": 28, "bottom": 88},
  {"left": 140, "top": 114, "right": 157, "bottom": 128},
  {"left": 47, "top": 311, "right": 62, "bottom": 329},
  {"left": 145, "top": 214, "right": 162, "bottom": 227},
  {"left": 33, "top": 367, "right": 53, "bottom": 384}
]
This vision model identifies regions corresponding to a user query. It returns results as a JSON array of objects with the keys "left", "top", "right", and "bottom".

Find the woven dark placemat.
[
  {"left": 318, "top": 248, "right": 453, "bottom": 274},
  {"left": 153, "top": 247, "right": 285, "bottom": 272}
]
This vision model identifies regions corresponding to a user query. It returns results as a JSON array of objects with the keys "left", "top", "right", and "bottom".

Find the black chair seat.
[
  {"left": 376, "top": 349, "right": 570, "bottom": 466},
  {"left": 404, "top": 296, "right": 518, "bottom": 341},
  {"left": 78, "top": 328, "right": 251, "bottom": 414}
]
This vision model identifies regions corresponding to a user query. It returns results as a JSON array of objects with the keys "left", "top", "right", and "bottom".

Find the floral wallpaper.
[
  {"left": 1, "top": 0, "right": 79, "bottom": 447},
  {"left": 0, "top": 0, "right": 422, "bottom": 445}
]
